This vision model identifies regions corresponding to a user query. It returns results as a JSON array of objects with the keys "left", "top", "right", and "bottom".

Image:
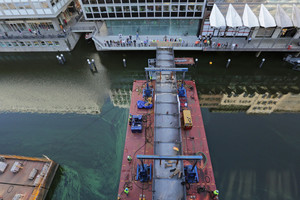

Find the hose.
[{"left": 196, "top": 152, "right": 207, "bottom": 170}]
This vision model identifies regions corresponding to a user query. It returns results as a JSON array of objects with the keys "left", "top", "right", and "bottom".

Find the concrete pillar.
[
  {"left": 271, "top": 27, "right": 281, "bottom": 39},
  {"left": 50, "top": 18, "right": 61, "bottom": 31},
  {"left": 293, "top": 28, "right": 300, "bottom": 39},
  {"left": 251, "top": 27, "right": 259, "bottom": 38}
]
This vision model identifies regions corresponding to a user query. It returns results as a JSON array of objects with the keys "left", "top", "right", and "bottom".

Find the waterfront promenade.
[{"left": 93, "top": 34, "right": 300, "bottom": 52}]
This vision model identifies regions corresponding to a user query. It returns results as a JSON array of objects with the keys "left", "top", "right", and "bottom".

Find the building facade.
[{"left": 0, "top": 0, "right": 82, "bottom": 52}]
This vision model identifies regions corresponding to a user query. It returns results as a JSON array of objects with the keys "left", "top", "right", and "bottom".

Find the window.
[
  {"left": 107, "top": 7, "right": 114, "bottom": 13},
  {"left": 5, "top": 42, "right": 12, "bottom": 47},
  {"left": 46, "top": 41, "right": 53, "bottom": 46},
  {"left": 100, "top": 7, "right": 106, "bottom": 12},
  {"left": 7, "top": 3, "right": 16, "bottom": 9},
  {"left": 19, "top": 41, "right": 26, "bottom": 46},
  {"left": 40, "top": 41, "right": 46, "bottom": 46},
  {"left": 0, "top": 4, "right": 8, "bottom": 10},
  {"left": 171, "top": 5, "right": 178, "bottom": 11},
  {"left": 0, "top": 42, "right": 6, "bottom": 47},
  {"left": 84, "top": 7, "right": 92, "bottom": 13},
  {"left": 123, "top": 6, "right": 129, "bottom": 12},
  {"left": 40, "top": 2, "right": 49, "bottom": 8},
  {"left": 25, "top": 41, "right": 32, "bottom": 46},
  {"left": 147, "top": 6, "right": 153, "bottom": 11},
  {"left": 33, "top": 41, "right": 39, "bottom": 46},
  {"left": 187, "top": 5, "right": 194, "bottom": 11},
  {"left": 116, "top": 6, "right": 122, "bottom": 12},
  {"left": 131, "top": 6, "right": 137, "bottom": 12},
  {"left": 180, "top": 5, "right": 185, "bottom": 11},
  {"left": 92, "top": 7, "right": 99, "bottom": 12},
  {"left": 195, "top": 5, "right": 202, "bottom": 11},
  {"left": 163, "top": 5, "right": 169, "bottom": 11},
  {"left": 140, "top": 6, "right": 145, "bottom": 11},
  {"left": 12, "top": 42, "right": 19, "bottom": 47},
  {"left": 155, "top": 5, "right": 161, "bottom": 11}
]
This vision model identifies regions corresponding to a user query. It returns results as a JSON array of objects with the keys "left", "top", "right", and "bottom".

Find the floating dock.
[
  {"left": 118, "top": 47, "right": 216, "bottom": 200},
  {"left": 0, "top": 155, "right": 59, "bottom": 200}
]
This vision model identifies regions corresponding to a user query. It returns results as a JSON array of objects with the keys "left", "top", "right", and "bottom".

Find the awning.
[
  {"left": 292, "top": 4, "right": 300, "bottom": 28},
  {"left": 242, "top": 4, "right": 259, "bottom": 28},
  {"left": 259, "top": 4, "right": 276, "bottom": 28},
  {"left": 275, "top": 5, "right": 293, "bottom": 27},
  {"left": 210, "top": 4, "right": 226, "bottom": 28},
  {"left": 226, "top": 4, "right": 243, "bottom": 27}
]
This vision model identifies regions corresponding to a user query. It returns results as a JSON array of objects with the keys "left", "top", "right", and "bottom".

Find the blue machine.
[
  {"left": 143, "top": 83, "right": 153, "bottom": 98},
  {"left": 184, "top": 165, "right": 199, "bottom": 183},
  {"left": 131, "top": 115, "right": 143, "bottom": 133},
  {"left": 136, "top": 163, "right": 152, "bottom": 182},
  {"left": 178, "top": 84, "right": 187, "bottom": 97}
]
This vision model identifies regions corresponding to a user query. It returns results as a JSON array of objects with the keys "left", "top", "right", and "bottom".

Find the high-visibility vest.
[{"left": 124, "top": 188, "right": 129, "bottom": 194}]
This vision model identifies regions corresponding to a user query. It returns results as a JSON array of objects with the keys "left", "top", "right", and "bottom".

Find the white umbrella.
[
  {"left": 226, "top": 4, "right": 242, "bottom": 46},
  {"left": 259, "top": 4, "right": 276, "bottom": 28},
  {"left": 275, "top": 5, "right": 293, "bottom": 27},
  {"left": 210, "top": 4, "right": 226, "bottom": 28},
  {"left": 242, "top": 4, "right": 259, "bottom": 28},
  {"left": 258, "top": 4, "right": 276, "bottom": 48},
  {"left": 292, "top": 4, "right": 300, "bottom": 28}
]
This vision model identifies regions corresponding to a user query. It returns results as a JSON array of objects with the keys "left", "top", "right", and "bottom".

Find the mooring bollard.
[
  {"left": 91, "top": 59, "right": 98, "bottom": 72},
  {"left": 87, "top": 59, "right": 93, "bottom": 72},
  {"left": 259, "top": 58, "right": 265, "bottom": 68},
  {"left": 194, "top": 58, "right": 198, "bottom": 67},
  {"left": 226, "top": 59, "right": 231, "bottom": 68},
  {"left": 60, "top": 54, "right": 66, "bottom": 62},
  {"left": 123, "top": 58, "right": 126, "bottom": 67},
  {"left": 56, "top": 55, "right": 64, "bottom": 64}
]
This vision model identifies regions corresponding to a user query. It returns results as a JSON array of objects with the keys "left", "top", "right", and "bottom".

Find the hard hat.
[{"left": 214, "top": 190, "right": 219, "bottom": 195}]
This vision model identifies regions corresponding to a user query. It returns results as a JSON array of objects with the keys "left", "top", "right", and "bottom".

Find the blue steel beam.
[
  {"left": 144, "top": 68, "right": 188, "bottom": 72},
  {"left": 137, "top": 155, "right": 202, "bottom": 160}
]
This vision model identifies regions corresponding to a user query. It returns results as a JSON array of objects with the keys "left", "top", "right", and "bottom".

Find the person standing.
[
  {"left": 248, "top": 37, "right": 252, "bottom": 43},
  {"left": 136, "top": 31, "right": 139, "bottom": 40},
  {"left": 127, "top": 155, "right": 132, "bottom": 163},
  {"left": 124, "top": 187, "right": 129, "bottom": 196}
]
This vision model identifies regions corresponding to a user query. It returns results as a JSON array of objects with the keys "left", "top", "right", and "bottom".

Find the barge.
[
  {"left": 0, "top": 154, "right": 59, "bottom": 200},
  {"left": 117, "top": 47, "right": 217, "bottom": 200}
]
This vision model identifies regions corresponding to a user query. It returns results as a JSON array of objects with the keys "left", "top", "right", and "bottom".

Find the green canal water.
[{"left": 0, "top": 37, "right": 299, "bottom": 200}]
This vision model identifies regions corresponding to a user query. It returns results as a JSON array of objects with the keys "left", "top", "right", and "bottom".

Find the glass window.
[
  {"left": 0, "top": 42, "right": 6, "bottom": 47},
  {"left": 54, "top": 41, "right": 60, "bottom": 46},
  {"left": 163, "top": 5, "right": 169, "bottom": 11},
  {"left": 139, "top": 6, "right": 145, "bottom": 11},
  {"left": 92, "top": 7, "right": 99, "bottom": 12},
  {"left": 12, "top": 42, "right": 19, "bottom": 47},
  {"left": 188, "top": 5, "right": 194, "bottom": 11},
  {"left": 24, "top": 3, "right": 32, "bottom": 9},
  {"left": 7, "top": 3, "right": 16, "bottom": 9},
  {"left": 100, "top": 7, "right": 106, "bottom": 12},
  {"left": 33, "top": 41, "right": 39, "bottom": 46},
  {"left": 180, "top": 5, "right": 185, "bottom": 11},
  {"left": 90, "top": 0, "right": 97, "bottom": 4},
  {"left": 46, "top": 41, "right": 53, "bottom": 46},
  {"left": 131, "top": 6, "right": 137, "bottom": 12},
  {"left": 33, "top": 2, "right": 41, "bottom": 9},
  {"left": 155, "top": 5, "right": 161, "bottom": 11},
  {"left": 40, "top": 41, "right": 46, "bottom": 46},
  {"left": 195, "top": 5, "right": 202, "bottom": 11},
  {"left": 107, "top": 6, "right": 114, "bottom": 13},
  {"left": 84, "top": 7, "right": 92, "bottom": 12},
  {"left": 25, "top": 41, "right": 32, "bottom": 46},
  {"left": 116, "top": 6, "right": 122, "bottom": 12},
  {"left": 82, "top": 0, "right": 89, "bottom": 4},
  {"left": 123, "top": 6, "right": 130, "bottom": 12},
  {"left": 40, "top": 2, "right": 49, "bottom": 8},
  {"left": 0, "top": 4, "right": 8, "bottom": 10},
  {"left": 147, "top": 6, "right": 153, "bottom": 11},
  {"left": 5, "top": 42, "right": 12, "bottom": 47},
  {"left": 19, "top": 41, "right": 26, "bottom": 46},
  {"left": 171, "top": 5, "right": 178, "bottom": 11}
]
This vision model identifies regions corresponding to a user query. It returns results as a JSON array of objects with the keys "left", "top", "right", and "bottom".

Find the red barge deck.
[{"left": 117, "top": 80, "right": 216, "bottom": 200}]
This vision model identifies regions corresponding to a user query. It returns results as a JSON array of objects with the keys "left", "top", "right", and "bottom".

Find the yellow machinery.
[{"left": 183, "top": 110, "right": 193, "bottom": 129}]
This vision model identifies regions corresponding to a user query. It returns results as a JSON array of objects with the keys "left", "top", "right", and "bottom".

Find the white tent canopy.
[
  {"left": 275, "top": 5, "right": 293, "bottom": 27},
  {"left": 242, "top": 4, "right": 259, "bottom": 28},
  {"left": 292, "top": 4, "right": 300, "bottom": 28},
  {"left": 226, "top": 4, "right": 243, "bottom": 27},
  {"left": 259, "top": 4, "right": 276, "bottom": 28},
  {"left": 210, "top": 4, "right": 226, "bottom": 28}
]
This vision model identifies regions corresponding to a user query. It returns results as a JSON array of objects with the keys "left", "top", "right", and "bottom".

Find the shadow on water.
[{"left": 46, "top": 166, "right": 63, "bottom": 200}]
